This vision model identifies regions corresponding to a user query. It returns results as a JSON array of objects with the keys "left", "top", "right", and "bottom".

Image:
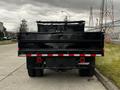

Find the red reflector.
[
  {"left": 37, "top": 54, "right": 42, "bottom": 56},
  {"left": 48, "top": 54, "right": 53, "bottom": 56},
  {"left": 91, "top": 54, "right": 96, "bottom": 56},
  {"left": 69, "top": 54, "right": 74, "bottom": 56},
  {"left": 36, "top": 58, "right": 43, "bottom": 63},
  {"left": 26, "top": 54, "right": 31, "bottom": 57},
  {"left": 58, "top": 54, "right": 64, "bottom": 56},
  {"left": 80, "top": 54, "right": 85, "bottom": 56},
  {"left": 80, "top": 57, "right": 85, "bottom": 63}
]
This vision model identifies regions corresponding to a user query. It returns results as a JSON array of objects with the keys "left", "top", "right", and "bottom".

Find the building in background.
[
  {"left": 0, "top": 22, "right": 17, "bottom": 40},
  {"left": 0, "top": 22, "right": 7, "bottom": 39},
  {"left": 0, "top": 22, "right": 4, "bottom": 32}
]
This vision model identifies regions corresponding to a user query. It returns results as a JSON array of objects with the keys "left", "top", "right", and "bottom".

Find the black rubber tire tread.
[
  {"left": 79, "top": 68, "right": 89, "bottom": 76},
  {"left": 26, "top": 57, "right": 36, "bottom": 77},
  {"left": 79, "top": 57, "right": 95, "bottom": 77},
  {"left": 27, "top": 69, "right": 36, "bottom": 77},
  {"left": 35, "top": 69, "right": 44, "bottom": 77}
]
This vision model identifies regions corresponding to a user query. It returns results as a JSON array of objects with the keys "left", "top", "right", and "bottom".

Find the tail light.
[
  {"left": 80, "top": 57, "right": 85, "bottom": 63},
  {"left": 36, "top": 57, "right": 43, "bottom": 63}
]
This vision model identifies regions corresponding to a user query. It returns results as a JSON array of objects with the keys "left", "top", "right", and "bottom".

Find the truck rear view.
[{"left": 18, "top": 21, "right": 104, "bottom": 77}]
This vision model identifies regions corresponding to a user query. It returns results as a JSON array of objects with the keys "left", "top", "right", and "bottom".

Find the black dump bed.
[{"left": 18, "top": 21, "right": 104, "bottom": 56}]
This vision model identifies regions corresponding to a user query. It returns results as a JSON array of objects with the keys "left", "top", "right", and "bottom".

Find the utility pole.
[
  {"left": 61, "top": 11, "right": 70, "bottom": 21},
  {"left": 64, "top": 16, "right": 68, "bottom": 22},
  {"left": 111, "top": 0, "right": 114, "bottom": 31},
  {"left": 89, "top": 6, "right": 94, "bottom": 27}
]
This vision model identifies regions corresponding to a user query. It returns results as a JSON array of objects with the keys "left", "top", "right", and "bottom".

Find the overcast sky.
[{"left": 0, "top": 0, "right": 120, "bottom": 31}]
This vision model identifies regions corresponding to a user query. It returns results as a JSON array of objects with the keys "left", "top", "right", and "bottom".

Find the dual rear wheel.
[
  {"left": 27, "top": 68, "right": 44, "bottom": 77},
  {"left": 26, "top": 57, "right": 44, "bottom": 77},
  {"left": 79, "top": 57, "right": 95, "bottom": 77},
  {"left": 26, "top": 57, "right": 95, "bottom": 77}
]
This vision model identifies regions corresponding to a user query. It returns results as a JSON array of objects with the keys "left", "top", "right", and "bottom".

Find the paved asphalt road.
[{"left": 0, "top": 44, "right": 106, "bottom": 90}]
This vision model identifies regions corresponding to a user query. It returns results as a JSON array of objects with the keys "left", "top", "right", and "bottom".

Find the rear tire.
[
  {"left": 79, "top": 68, "right": 89, "bottom": 76},
  {"left": 26, "top": 57, "right": 44, "bottom": 77},
  {"left": 28, "top": 69, "right": 36, "bottom": 77},
  {"left": 35, "top": 69, "right": 44, "bottom": 77},
  {"left": 26, "top": 57, "right": 36, "bottom": 77},
  {"left": 79, "top": 57, "right": 95, "bottom": 77},
  {"left": 79, "top": 67, "right": 94, "bottom": 77}
]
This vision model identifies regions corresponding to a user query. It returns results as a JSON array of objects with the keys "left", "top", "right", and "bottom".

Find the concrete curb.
[{"left": 95, "top": 68, "right": 120, "bottom": 90}]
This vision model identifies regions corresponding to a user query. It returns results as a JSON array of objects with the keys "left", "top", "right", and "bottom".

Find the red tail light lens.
[
  {"left": 36, "top": 57, "right": 43, "bottom": 63},
  {"left": 80, "top": 57, "right": 85, "bottom": 63}
]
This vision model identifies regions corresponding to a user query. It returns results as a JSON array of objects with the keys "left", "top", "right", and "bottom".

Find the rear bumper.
[
  {"left": 19, "top": 53, "right": 102, "bottom": 57},
  {"left": 18, "top": 49, "right": 104, "bottom": 57}
]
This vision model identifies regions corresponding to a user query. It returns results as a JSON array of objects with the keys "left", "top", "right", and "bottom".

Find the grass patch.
[
  {"left": 0, "top": 40, "right": 17, "bottom": 45},
  {"left": 96, "top": 43, "right": 120, "bottom": 88}
]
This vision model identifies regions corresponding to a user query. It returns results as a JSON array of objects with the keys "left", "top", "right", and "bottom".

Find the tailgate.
[{"left": 18, "top": 32, "right": 104, "bottom": 57}]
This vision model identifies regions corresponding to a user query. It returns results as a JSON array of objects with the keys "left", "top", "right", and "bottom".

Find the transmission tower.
[
  {"left": 99, "top": 0, "right": 114, "bottom": 42},
  {"left": 99, "top": 0, "right": 114, "bottom": 33}
]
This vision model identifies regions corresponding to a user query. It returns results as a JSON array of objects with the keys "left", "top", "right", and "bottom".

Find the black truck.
[{"left": 18, "top": 20, "right": 104, "bottom": 77}]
